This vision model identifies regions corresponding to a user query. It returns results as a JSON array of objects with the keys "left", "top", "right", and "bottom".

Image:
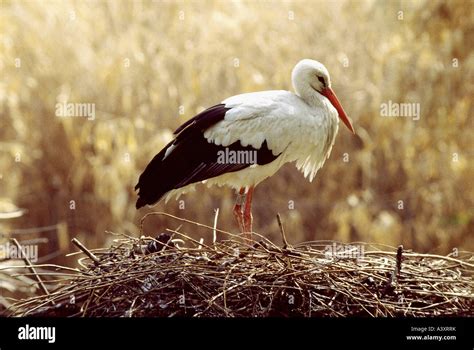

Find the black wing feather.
[
  {"left": 174, "top": 104, "right": 230, "bottom": 135},
  {"left": 135, "top": 104, "right": 280, "bottom": 209}
]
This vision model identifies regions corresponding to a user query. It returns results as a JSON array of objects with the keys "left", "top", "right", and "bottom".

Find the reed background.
[{"left": 1, "top": 0, "right": 473, "bottom": 272}]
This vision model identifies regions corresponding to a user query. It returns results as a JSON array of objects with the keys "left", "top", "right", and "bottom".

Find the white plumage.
[{"left": 165, "top": 90, "right": 339, "bottom": 201}]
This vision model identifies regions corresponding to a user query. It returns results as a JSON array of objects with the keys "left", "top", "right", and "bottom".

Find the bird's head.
[{"left": 292, "top": 59, "right": 355, "bottom": 134}]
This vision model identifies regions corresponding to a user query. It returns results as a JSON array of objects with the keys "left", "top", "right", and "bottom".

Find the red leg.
[
  {"left": 233, "top": 188, "right": 246, "bottom": 233},
  {"left": 242, "top": 186, "right": 254, "bottom": 241}
]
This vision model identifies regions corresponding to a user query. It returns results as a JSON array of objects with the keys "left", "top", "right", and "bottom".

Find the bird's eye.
[{"left": 317, "top": 76, "right": 326, "bottom": 86}]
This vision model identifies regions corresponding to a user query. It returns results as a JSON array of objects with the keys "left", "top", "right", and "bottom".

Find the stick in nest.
[
  {"left": 71, "top": 238, "right": 100, "bottom": 266},
  {"left": 11, "top": 238, "right": 49, "bottom": 296},
  {"left": 277, "top": 213, "right": 290, "bottom": 249}
]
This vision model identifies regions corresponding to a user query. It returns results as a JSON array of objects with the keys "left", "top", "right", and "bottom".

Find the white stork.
[{"left": 135, "top": 59, "right": 354, "bottom": 239}]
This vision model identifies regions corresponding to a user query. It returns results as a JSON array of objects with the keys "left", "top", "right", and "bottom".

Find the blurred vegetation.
[{"left": 0, "top": 0, "right": 472, "bottom": 264}]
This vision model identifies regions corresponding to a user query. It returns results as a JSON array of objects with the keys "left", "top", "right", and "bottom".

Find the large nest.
[{"left": 5, "top": 214, "right": 474, "bottom": 317}]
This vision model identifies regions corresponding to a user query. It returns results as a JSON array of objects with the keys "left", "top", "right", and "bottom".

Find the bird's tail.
[{"left": 134, "top": 143, "right": 173, "bottom": 209}]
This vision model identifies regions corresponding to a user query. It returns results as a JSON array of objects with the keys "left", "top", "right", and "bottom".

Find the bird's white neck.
[
  {"left": 293, "top": 80, "right": 340, "bottom": 138},
  {"left": 294, "top": 84, "right": 328, "bottom": 109}
]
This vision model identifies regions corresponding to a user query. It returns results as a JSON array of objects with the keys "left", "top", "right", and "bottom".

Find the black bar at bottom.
[{"left": 0, "top": 317, "right": 472, "bottom": 349}]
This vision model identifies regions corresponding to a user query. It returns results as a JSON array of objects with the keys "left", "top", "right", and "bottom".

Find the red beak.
[{"left": 322, "top": 87, "right": 355, "bottom": 134}]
